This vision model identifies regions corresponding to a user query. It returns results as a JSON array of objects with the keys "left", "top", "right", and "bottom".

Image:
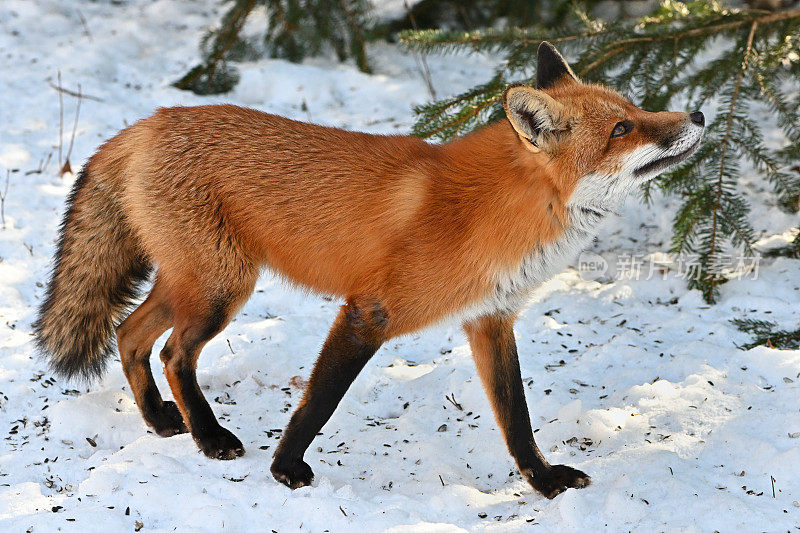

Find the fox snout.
[
  {"left": 631, "top": 110, "right": 704, "bottom": 180},
  {"left": 669, "top": 110, "right": 705, "bottom": 153}
]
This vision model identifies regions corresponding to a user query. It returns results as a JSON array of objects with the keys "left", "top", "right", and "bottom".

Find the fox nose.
[{"left": 689, "top": 111, "right": 705, "bottom": 126}]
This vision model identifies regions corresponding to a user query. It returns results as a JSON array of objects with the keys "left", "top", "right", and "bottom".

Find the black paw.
[
  {"left": 271, "top": 458, "right": 314, "bottom": 489},
  {"left": 194, "top": 426, "right": 245, "bottom": 460},
  {"left": 148, "top": 400, "right": 188, "bottom": 437},
  {"left": 522, "top": 464, "right": 591, "bottom": 499}
]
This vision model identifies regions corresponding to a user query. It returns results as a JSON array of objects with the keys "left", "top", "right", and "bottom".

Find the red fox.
[{"left": 34, "top": 42, "right": 703, "bottom": 499}]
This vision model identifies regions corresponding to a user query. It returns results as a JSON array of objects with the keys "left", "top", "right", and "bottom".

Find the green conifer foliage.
[
  {"left": 401, "top": 1, "right": 800, "bottom": 303},
  {"left": 175, "top": 0, "right": 600, "bottom": 96},
  {"left": 732, "top": 317, "right": 800, "bottom": 349},
  {"left": 176, "top": 0, "right": 373, "bottom": 95}
]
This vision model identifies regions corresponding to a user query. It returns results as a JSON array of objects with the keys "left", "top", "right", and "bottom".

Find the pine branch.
[
  {"left": 706, "top": 21, "right": 758, "bottom": 298},
  {"left": 174, "top": 0, "right": 257, "bottom": 94},
  {"left": 577, "top": 7, "right": 800, "bottom": 76},
  {"left": 412, "top": 77, "right": 506, "bottom": 140},
  {"left": 400, "top": 26, "right": 600, "bottom": 54},
  {"left": 176, "top": 0, "right": 376, "bottom": 94},
  {"left": 732, "top": 318, "right": 800, "bottom": 350}
]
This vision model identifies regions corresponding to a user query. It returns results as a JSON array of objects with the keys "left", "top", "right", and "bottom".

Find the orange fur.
[
  {"left": 91, "top": 106, "right": 551, "bottom": 335},
  {"left": 83, "top": 82, "right": 691, "bottom": 337}
]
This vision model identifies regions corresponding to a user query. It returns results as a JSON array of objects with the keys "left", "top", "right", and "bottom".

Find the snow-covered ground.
[{"left": 1, "top": 1, "right": 799, "bottom": 531}]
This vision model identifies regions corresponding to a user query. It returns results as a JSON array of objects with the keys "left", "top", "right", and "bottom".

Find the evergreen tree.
[
  {"left": 175, "top": 0, "right": 600, "bottom": 95},
  {"left": 401, "top": 1, "right": 800, "bottom": 303},
  {"left": 176, "top": 0, "right": 373, "bottom": 95}
]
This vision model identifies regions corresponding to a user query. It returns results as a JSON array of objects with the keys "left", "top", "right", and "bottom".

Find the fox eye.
[{"left": 611, "top": 121, "right": 633, "bottom": 138}]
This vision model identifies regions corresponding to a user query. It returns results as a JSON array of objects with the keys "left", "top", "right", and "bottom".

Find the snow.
[{"left": 1, "top": 0, "right": 799, "bottom": 531}]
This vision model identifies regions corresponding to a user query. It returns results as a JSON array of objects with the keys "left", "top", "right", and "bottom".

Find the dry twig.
[
  {"left": 405, "top": 0, "right": 436, "bottom": 99},
  {"left": 0, "top": 169, "right": 9, "bottom": 229}
]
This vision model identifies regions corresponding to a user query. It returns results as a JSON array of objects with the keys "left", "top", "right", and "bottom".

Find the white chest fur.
[{"left": 460, "top": 203, "right": 609, "bottom": 322}]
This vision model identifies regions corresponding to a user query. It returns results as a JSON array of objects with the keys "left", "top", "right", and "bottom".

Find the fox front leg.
[
  {"left": 271, "top": 300, "right": 388, "bottom": 488},
  {"left": 463, "top": 313, "right": 591, "bottom": 499}
]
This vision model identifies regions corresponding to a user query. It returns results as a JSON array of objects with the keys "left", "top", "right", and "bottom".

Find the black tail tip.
[
  {"left": 32, "top": 325, "right": 111, "bottom": 383},
  {"left": 48, "top": 354, "right": 109, "bottom": 383}
]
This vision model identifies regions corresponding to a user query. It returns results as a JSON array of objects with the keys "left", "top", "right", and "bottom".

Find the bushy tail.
[{"left": 34, "top": 166, "right": 151, "bottom": 381}]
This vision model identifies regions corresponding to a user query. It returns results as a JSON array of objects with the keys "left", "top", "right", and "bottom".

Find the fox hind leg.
[
  {"left": 117, "top": 277, "right": 185, "bottom": 437},
  {"left": 158, "top": 269, "right": 257, "bottom": 460}
]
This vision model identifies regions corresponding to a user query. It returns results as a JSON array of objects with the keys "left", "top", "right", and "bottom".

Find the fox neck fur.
[{"left": 433, "top": 121, "right": 613, "bottom": 321}]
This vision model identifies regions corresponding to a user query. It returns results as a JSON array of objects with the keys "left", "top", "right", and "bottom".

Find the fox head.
[{"left": 502, "top": 42, "right": 704, "bottom": 212}]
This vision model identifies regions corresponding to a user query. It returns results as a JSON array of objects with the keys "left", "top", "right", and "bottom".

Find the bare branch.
[
  {"left": 405, "top": 0, "right": 436, "bottom": 99},
  {"left": 49, "top": 82, "right": 103, "bottom": 102},
  {"left": 64, "top": 84, "right": 83, "bottom": 169},
  {"left": 0, "top": 169, "right": 10, "bottom": 229},
  {"left": 57, "top": 71, "right": 63, "bottom": 173},
  {"left": 76, "top": 9, "right": 92, "bottom": 41}
]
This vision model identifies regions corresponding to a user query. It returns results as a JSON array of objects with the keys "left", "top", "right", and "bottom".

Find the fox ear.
[
  {"left": 537, "top": 41, "right": 578, "bottom": 90},
  {"left": 503, "top": 85, "right": 571, "bottom": 153}
]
